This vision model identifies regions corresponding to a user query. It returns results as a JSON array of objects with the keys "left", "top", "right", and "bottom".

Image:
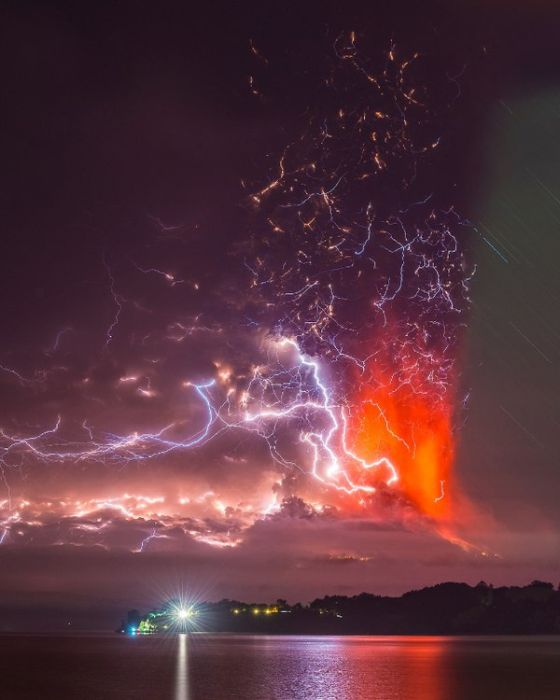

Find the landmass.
[{"left": 120, "top": 580, "right": 560, "bottom": 635}]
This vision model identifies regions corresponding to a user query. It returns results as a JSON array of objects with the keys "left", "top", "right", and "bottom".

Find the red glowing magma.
[{"left": 345, "top": 332, "right": 457, "bottom": 521}]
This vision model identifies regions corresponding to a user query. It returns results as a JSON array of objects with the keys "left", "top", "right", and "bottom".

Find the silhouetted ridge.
[{"left": 119, "top": 581, "right": 560, "bottom": 635}]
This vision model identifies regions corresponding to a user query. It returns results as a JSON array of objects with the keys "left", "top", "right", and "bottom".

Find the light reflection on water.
[
  {"left": 182, "top": 635, "right": 560, "bottom": 700},
  {"left": 186, "top": 635, "right": 451, "bottom": 700},
  {"left": 175, "top": 634, "right": 188, "bottom": 700},
  {"left": 1, "top": 634, "right": 560, "bottom": 699}
]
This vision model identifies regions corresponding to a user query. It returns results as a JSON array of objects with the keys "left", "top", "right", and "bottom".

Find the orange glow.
[{"left": 346, "top": 342, "right": 456, "bottom": 521}]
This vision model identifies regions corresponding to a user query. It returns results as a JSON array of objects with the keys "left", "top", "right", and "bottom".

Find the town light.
[{"left": 175, "top": 605, "right": 195, "bottom": 622}]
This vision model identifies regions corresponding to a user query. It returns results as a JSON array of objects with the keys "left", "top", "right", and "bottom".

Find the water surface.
[{"left": 1, "top": 634, "right": 559, "bottom": 699}]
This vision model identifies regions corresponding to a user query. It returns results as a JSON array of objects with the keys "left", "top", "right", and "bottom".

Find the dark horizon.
[
  {"left": 121, "top": 579, "right": 560, "bottom": 637},
  {"left": 2, "top": 577, "right": 559, "bottom": 634}
]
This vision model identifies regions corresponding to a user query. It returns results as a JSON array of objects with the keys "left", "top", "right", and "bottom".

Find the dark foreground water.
[{"left": 1, "top": 634, "right": 559, "bottom": 699}]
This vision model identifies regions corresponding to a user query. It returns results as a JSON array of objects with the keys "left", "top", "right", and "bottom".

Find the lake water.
[{"left": 1, "top": 634, "right": 559, "bottom": 699}]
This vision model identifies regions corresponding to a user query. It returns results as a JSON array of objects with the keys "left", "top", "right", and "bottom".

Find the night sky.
[{"left": 1, "top": 0, "right": 560, "bottom": 630}]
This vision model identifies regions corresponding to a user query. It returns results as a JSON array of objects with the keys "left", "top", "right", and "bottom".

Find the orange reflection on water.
[{"left": 282, "top": 635, "right": 451, "bottom": 700}]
